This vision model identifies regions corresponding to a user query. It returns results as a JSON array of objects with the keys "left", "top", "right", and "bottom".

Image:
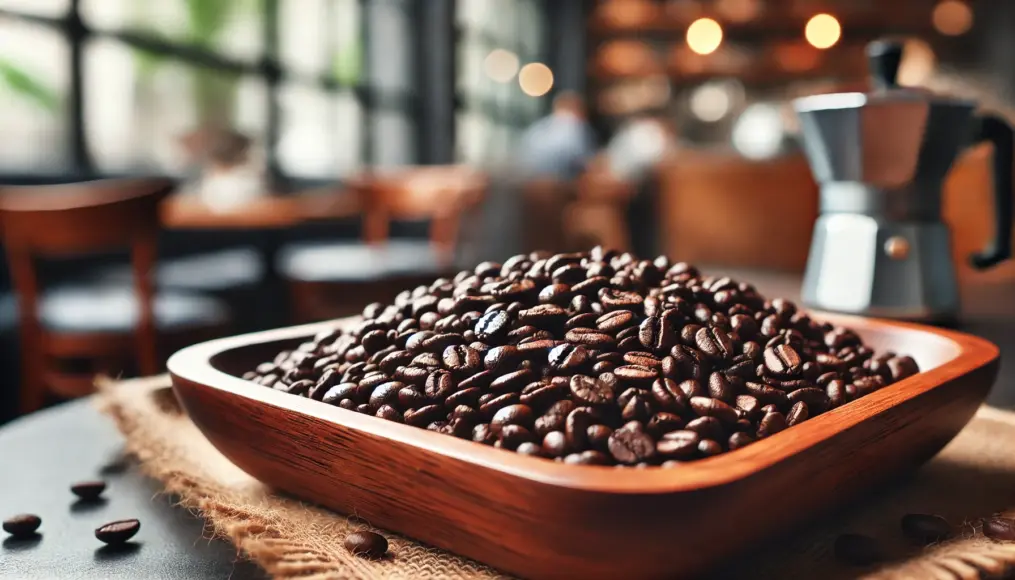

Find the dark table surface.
[
  {"left": 1, "top": 271, "right": 1013, "bottom": 579},
  {"left": 0, "top": 399, "right": 268, "bottom": 580}
]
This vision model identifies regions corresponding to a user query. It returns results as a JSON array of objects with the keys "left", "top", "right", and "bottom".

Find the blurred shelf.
[
  {"left": 590, "top": 0, "right": 951, "bottom": 38},
  {"left": 161, "top": 188, "right": 359, "bottom": 230}
]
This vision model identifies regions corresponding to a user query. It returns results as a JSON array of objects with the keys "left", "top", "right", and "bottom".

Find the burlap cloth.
[{"left": 96, "top": 375, "right": 1015, "bottom": 580}]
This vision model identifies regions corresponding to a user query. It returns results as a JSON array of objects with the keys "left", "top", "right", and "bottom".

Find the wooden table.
[{"left": 160, "top": 189, "right": 360, "bottom": 230}]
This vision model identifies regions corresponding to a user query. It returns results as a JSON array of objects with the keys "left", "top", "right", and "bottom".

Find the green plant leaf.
[
  {"left": 185, "top": 0, "right": 236, "bottom": 47},
  {"left": 332, "top": 40, "right": 362, "bottom": 86},
  {"left": 0, "top": 57, "right": 59, "bottom": 113}
]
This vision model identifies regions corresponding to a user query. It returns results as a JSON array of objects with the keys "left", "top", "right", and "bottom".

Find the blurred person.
[
  {"left": 516, "top": 91, "right": 598, "bottom": 181},
  {"left": 601, "top": 115, "right": 676, "bottom": 257}
]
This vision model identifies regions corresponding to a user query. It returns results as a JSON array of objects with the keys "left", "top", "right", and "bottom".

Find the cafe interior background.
[{"left": 0, "top": 0, "right": 1013, "bottom": 424}]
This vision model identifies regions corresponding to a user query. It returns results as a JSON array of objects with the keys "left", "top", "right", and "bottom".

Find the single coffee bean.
[
  {"left": 596, "top": 310, "right": 635, "bottom": 333},
  {"left": 690, "top": 397, "right": 739, "bottom": 426},
  {"left": 95, "top": 519, "right": 140, "bottom": 545},
  {"left": 745, "top": 381, "right": 789, "bottom": 407},
  {"left": 344, "top": 530, "right": 388, "bottom": 559},
  {"left": 404, "top": 404, "right": 446, "bottom": 427},
  {"left": 498, "top": 424, "right": 534, "bottom": 450},
  {"left": 542, "top": 431, "right": 569, "bottom": 457},
  {"left": 639, "top": 314, "right": 677, "bottom": 353},
  {"left": 515, "top": 442, "right": 543, "bottom": 457},
  {"left": 757, "top": 411, "right": 788, "bottom": 438},
  {"left": 565, "top": 328, "right": 617, "bottom": 349},
  {"left": 735, "top": 395, "right": 761, "bottom": 418},
  {"left": 621, "top": 394, "right": 654, "bottom": 423},
  {"left": 70, "top": 480, "right": 107, "bottom": 501},
  {"left": 728, "top": 431, "right": 755, "bottom": 450},
  {"left": 646, "top": 412, "right": 684, "bottom": 438},
  {"left": 547, "top": 344, "right": 591, "bottom": 374},
  {"left": 786, "top": 387, "right": 830, "bottom": 414},
  {"left": 786, "top": 401, "right": 809, "bottom": 426},
  {"left": 607, "top": 427, "right": 656, "bottom": 465},
  {"left": 834, "top": 533, "right": 882, "bottom": 566},
  {"left": 656, "top": 430, "right": 700, "bottom": 460},
  {"left": 586, "top": 424, "right": 613, "bottom": 452},
  {"left": 698, "top": 439, "right": 723, "bottom": 457},
  {"left": 685, "top": 416, "right": 725, "bottom": 442},
  {"left": 569, "top": 375, "right": 616, "bottom": 406},
  {"left": 472, "top": 423, "right": 497, "bottom": 445},
  {"left": 695, "top": 326, "right": 736, "bottom": 360},
  {"left": 707, "top": 372, "right": 736, "bottom": 403},
  {"left": 491, "top": 404, "right": 535, "bottom": 432},
  {"left": 484, "top": 346, "right": 522, "bottom": 372},
  {"left": 764, "top": 344, "right": 803, "bottom": 376},
  {"left": 3, "top": 514, "right": 41, "bottom": 538},
  {"left": 444, "top": 386, "right": 481, "bottom": 410},
  {"left": 900, "top": 513, "right": 952, "bottom": 544},
  {"left": 475, "top": 310, "right": 511, "bottom": 342},
  {"left": 565, "top": 407, "right": 596, "bottom": 451},
  {"left": 983, "top": 516, "right": 1015, "bottom": 541}
]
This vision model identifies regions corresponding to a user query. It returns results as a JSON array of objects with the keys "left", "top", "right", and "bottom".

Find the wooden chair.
[
  {"left": 278, "top": 166, "right": 487, "bottom": 322},
  {"left": 0, "top": 178, "right": 230, "bottom": 414}
]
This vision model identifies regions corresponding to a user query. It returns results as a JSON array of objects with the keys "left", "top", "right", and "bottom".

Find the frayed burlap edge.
[{"left": 94, "top": 376, "right": 507, "bottom": 580}]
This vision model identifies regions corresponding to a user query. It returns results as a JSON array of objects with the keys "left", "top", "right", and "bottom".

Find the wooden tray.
[{"left": 168, "top": 314, "right": 999, "bottom": 580}]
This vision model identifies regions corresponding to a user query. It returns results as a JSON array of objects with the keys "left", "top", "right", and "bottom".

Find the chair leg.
[{"left": 18, "top": 348, "right": 47, "bottom": 415}]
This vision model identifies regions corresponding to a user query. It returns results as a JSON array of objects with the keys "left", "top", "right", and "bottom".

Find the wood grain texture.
[{"left": 169, "top": 315, "right": 999, "bottom": 580}]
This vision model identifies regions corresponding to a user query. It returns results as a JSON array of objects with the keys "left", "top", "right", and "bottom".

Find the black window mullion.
[
  {"left": 262, "top": 0, "right": 282, "bottom": 185},
  {"left": 358, "top": 0, "right": 374, "bottom": 168},
  {"left": 67, "top": 0, "right": 91, "bottom": 174}
]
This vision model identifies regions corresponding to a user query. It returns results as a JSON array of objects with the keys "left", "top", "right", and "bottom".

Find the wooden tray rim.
[{"left": 168, "top": 314, "right": 999, "bottom": 495}]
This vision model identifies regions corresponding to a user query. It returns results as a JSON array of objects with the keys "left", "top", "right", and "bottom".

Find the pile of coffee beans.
[{"left": 242, "top": 248, "right": 921, "bottom": 467}]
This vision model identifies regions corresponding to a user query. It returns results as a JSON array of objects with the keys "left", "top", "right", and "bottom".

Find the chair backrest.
[
  {"left": 353, "top": 166, "right": 487, "bottom": 257},
  {"left": 0, "top": 177, "right": 176, "bottom": 375}
]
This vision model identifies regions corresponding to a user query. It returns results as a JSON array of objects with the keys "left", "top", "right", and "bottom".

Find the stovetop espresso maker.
[{"left": 793, "top": 38, "right": 1014, "bottom": 323}]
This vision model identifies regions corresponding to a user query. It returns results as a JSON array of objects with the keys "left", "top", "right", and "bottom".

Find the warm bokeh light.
[
  {"left": 484, "top": 49, "right": 519, "bottom": 83},
  {"left": 932, "top": 0, "right": 973, "bottom": 36},
  {"left": 686, "top": 18, "right": 723, "bottom": 55},
  {"left": 518, "top": 63, "right": 554, "bottom": 97},
  {"left": 898, "top": 39, "right": 937, "bottom": 87},
  {"left": 805, "top": 14, "right": 841, "bottom": 49}
]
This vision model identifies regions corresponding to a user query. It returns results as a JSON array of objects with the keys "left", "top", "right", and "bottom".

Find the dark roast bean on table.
[
  {"left": 95, "top": 519, "right": 140, "bottom": 545},
  {"left": 70, "top": 479, "right": 107, "bottom": 501},
  {"left": 344, "top": 530, "right": 389, "bottom": 559},
  {"left": 3, "top": 514, "right": 41, "bottom": 538},
  {"left": 899, "top": 513, "right": 952, "bottom": 544},
  {"left": 984, "top": 516, "right": 1015, "bottom": 541},
  {"left": 241, "top": 248, "right": 920, "bottom": 467}
]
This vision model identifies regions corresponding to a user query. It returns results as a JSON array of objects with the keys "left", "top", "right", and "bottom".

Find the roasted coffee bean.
[
  {"left": 639, "top": 314, "right": 677, "bottom": 352},
  {"left": 480, "top": 392, "right": 520, "bottom": 418},
  {"left": 596, "top": 310, "right": 635, "bottom": 333},
  {"left": 613, "top": 365, "right": 658, "bottom": 387},
  {"left": 834, "top": 533, "right": 882, "bottom": 566},
  {"left": 599, "top": 288, "right": 643, "bottom": 310},
  {"left": 707, "top": 372, "right": 736, "bottom": 403},
  {"left": 449, "top": 404, "right": 482, "bottom": 427},
  {"left": 786, "top": 401, "right": 809, "bottom": 426},
  {"left": 586, "top": 424, "right": 613, "bottom": 452},
  {"left": 656, "top": 430, "right": 699, "bottom": 460},
  {"left": 3, "top": 514, "right": 41, "bottom": 538},
  {"left": 728, "top": 431, "right": 755, "bottom": 450},
  {"left": 490, "top": 369, "right": 535, "bottom": 393},
  {"left": 472, "top": 423, "right": 497, "bottom": 445},
  {"left": 984, "top": 516, "right": 1015, "bottom": 541},
  {"left": 444, "top": 386, "right": 481, "bottom": 410},
  {"left": 498, "top": 424, "right": 534, "bottom": 449},
  {"left": 695, "top": 326, "right": 736, "bottom": 360},
  {"left": 745, "top": 382, "right": 789, "bottom": 407},
  {"left": 475, "top": 310, "right": 510, "bottom": 342},
  {"left": 646, "top": 413, "right": 684, "bottom": 438},
  {"left": 515, "top": 442, "right": 543, "bottom": 456},
  {"left": 786, "top": 388, "right": 830, "bottom": 413},
  {"left": 900, "top": 513, "right": 952, "bottom": 544},
  {"left": 404, "top": 405, "right": 445, "bottom": 427},
  {"left": 764, "top": 344, "right": 803, "bottom": 376},
  {"left": 539, "top": 283, "right": 572, "bottom": 306},
  {"left": 690, "top": 397, "right": 738, "bottom": 426},
  {"left": 678, "top": 379, "right": 705, "bottom": 399},
  {"left": 651, "top": 378, "right": 689, "bottom": 414},
  {"left": 565, "top": 407, "right": 596, "bottom": 451},
  {"left": 621, "top": 394, "right": 654, "bottom": 423},
  {"left": 519, "top": 304, "right": 567, "bottom": 329},
  {"left": 757, "top": 411, "right": 788, "bottom": 438},
  {"left": 542, "top": 431, "right": 569, "bottom": 457},
  {"left": 548, "top": 344, "right": 591, "bottom": 374},
  {"left": 607, "top": 426, "right": 655, "bottom": 465},
  {"left": 394, "top": 366, "right": 428, "bottom": 386},
  {"left": 95, "top": 519, "right": 140, "bottom": 545},
  {"left": 565, "top": 328, "right": 617, "bottom": 349},
  {"left": 698, "top": 439, "right": 723, "bottom": 457},
  {"left": 735, "top": 395, "right": 761, "bottom": 418},
  {"left": 569, "top": 375, "right": 615, "bottom": 406},
  {"left": 685, "top": 416, "right": 725, "bottom": 441},
  {"left": 563, "top": 450, "right": 611, "bottom": 465},
  {"left": 491, "top": 404, "right": 535, "bottom": 432},
  {"left": 484, "top": 346, "right": 522, "bottom": 372},
  {"left": 442, "top": 345, "right": 481, "bottom": 375},
  {"left": 70, "top": 480, "right": 106, "bottom": 501},
  {"left": 344, "top": 530, "right": 388, "bottom": 559},
  {"left": 623, "top": 352, "right": 662, "bottom": 369},
  {"left": 375, "top": 405, "right": 402, "bottom": 422}
]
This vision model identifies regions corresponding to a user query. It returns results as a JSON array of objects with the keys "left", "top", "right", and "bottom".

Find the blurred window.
[
  {"left": 0, "top": 0, "right": 417, "bottom": 180},
  {"left": 455, "top": 0, "right": 547, "bottom": 164}
]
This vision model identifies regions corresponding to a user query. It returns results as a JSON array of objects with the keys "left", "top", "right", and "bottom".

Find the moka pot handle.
[{"left": 969, "top": 113, "right": 1014, "bottom": 269}]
